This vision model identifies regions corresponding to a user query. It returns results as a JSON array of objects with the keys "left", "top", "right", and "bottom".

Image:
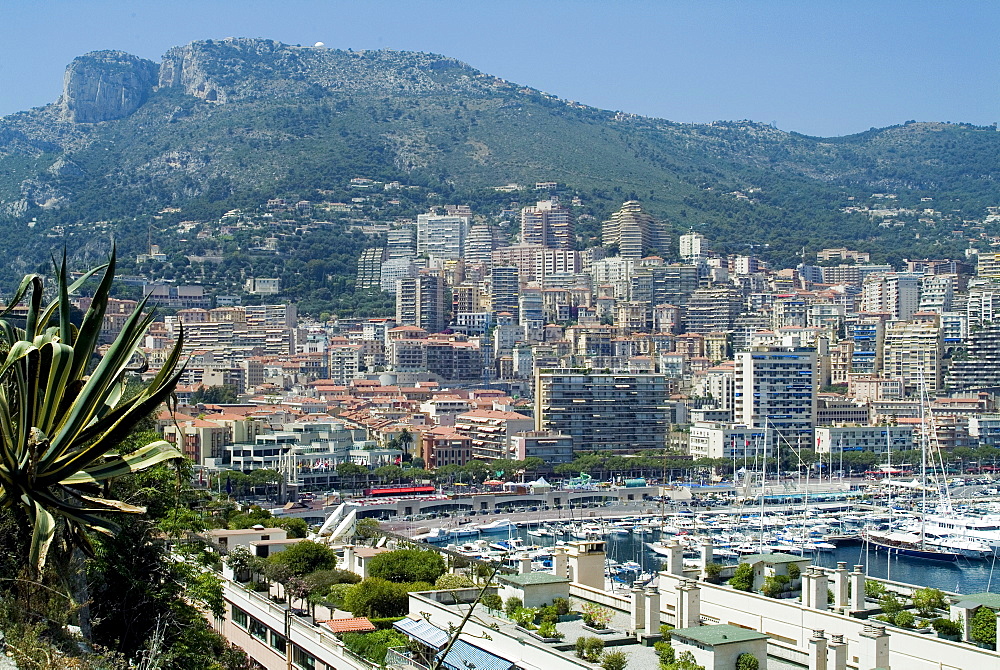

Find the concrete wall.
[{"left": 658, "top": 572, "right": 998, "bottom": 670}]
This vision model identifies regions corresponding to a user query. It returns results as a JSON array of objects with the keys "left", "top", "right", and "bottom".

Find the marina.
[{"left": 409, "top": 504, "right": 1000, "bottom": 595}]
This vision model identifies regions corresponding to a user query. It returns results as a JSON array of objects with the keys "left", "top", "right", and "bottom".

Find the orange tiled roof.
[{"left": 322, "top": 617, "right": 376, "bottom": 633}]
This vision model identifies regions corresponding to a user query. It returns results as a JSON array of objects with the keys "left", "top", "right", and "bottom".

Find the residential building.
[
  {"left": 416, "top": 213, "right": 470, "bottom": 260},
  {"left": 882, "top": 312, "right": 943, "bottom": 397},
  {"left": 815, "top": 425, "right": 915, "bottom": 455},
  {"left": 396, "top": 274, "right": 446, "bottom": 333},
  {"left": 946, "top": 323, "right": 1000, "bottom": 394},
  {"left": 453, "top": 409, "right": 534, "bottom": 461},
  {"left": 510, "top": 430, "right": 574, "bottom": 464},
  {"left": 534, "top": 368, "right": 670, "bottom": 452},
  {"left": 602, "top": 201, "right": 666, "bottom": 259},
  {"left": 734, "top": 348, "right": 817, "bottom": 452},
  {"left": 520, "top": 199, "right": 574, "bottom": 249}
]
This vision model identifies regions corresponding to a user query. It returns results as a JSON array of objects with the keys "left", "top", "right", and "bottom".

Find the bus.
[{"left": 363, "top": 485, "right": 436, "bottom": 497}]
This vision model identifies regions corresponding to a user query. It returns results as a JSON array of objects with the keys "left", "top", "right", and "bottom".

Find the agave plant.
[{"left": 0, "top": 253, "right": 185, "bottom": 573}]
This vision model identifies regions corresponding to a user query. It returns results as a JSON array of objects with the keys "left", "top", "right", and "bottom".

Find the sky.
[{"left": 0, "top": 0, "right": 996, "bottom": 137}]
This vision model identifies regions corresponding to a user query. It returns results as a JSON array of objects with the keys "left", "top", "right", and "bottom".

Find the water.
[{"left": 463, "top": 524, "right": 1000, "bottom": 596}]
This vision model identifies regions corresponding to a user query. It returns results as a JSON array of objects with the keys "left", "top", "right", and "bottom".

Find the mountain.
[{"left": 1, "top": 37, "right": 998, "bottom": 301}]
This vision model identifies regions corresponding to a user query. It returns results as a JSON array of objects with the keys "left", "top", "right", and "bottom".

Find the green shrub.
[
  {"left": 879, "top": 592, "right": 903, "bottom": 616},
  {"left": 735, "top": 653, "right": 759, "bottom": 670},
  {"left": 931, "top": 617, "right": 963, "bottom": 638},
  {"left": 341, "top": 629, "right": 408, "bottom": 665},
  {"left": 552, "top": 597, "right": 571, "bottom": 616},
  {"left": 481, "top": 593, "right": 504, "bottom": 611},
  {"left": 970, "top": 606, "right": 997, "bottom": 647},
  {"left": 654, "top": 641, "right": 676, "bottom": 668},
  {"left": 865, "top": 580, "right": 886, "bottom": 599},
  {"left": 505, "top": 596, "right": 523, "bottom": 617},
  {"left": 659, "top": 623, "right": 673, "bottom": 641},
  {"left": 539, "top": 605, "right": 559, "bottom": 624},
  {"left": 512, "top": 607, "right": 539, "bottom": 628},
  {"left": 583, "top": 636, "right": 605, "bottom": 662},
  {"left": 728, "top": 563, "right": 754, "bottom": 592},
  {"left": 435, "top": 573, "right": 474, "bottom": 589},
  {"left": 537, "top": 621, "right": 564, "bottom": 640},
  {"left": 787, "top": 563, "right": 800, "bottom": 581},
  {"left": 704, "top": 562, "right": 724, "bottom": 582},
  {"left": 894, "top": 611, "right": 915, "bottom": 628},
  {"left": 912, "top": 587, "right": 948, "bottom": 616},
  {"left": 761, "top": 574, "right": 790, "bottom": 598},
  {"left": 601, "top": 650, "right": 629, "bottom": 670},
  {"left": 575, "top": 637, "right": 588, "bottom": 659}
]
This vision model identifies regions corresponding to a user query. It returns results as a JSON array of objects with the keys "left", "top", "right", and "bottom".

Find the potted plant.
[
  {"left": 581, "top": 603, "right": 614, "bottom": 633},
  {"left": 931, "top": 617, "right": 963, "bottom": 641}
]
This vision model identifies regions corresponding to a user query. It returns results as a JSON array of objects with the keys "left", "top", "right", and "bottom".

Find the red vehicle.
[{"left": 363, "top": 485, "right": 436, "bottom": 497}]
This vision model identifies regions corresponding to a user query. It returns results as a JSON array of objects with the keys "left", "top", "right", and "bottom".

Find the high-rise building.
[
  {"left": 919, "top": 275, "right": 955, "bottom": 313},
  {"left": 356, "top": 247, "right": 385, "bottom": 290},
  {"left": 490, "top": 266, "right": 520, "bottom": 320},
  {"left": 535, "top": 368, "right": 670, "bottom": 452},
  {"left": 386, "top": 225, "right": 417, "bottom": 259},
  {"left": 520, "top": 199, "right": 574, "bottom": 249},
  {"left": 882, "top": 312, "right": 943, "bottom": 397},
  {"left": 416, "top": 213, "right": 470, "bottom": 260},
  {"left": 602, "top": 201, "right": 666, "bottom": 259},
  {"left": 464, "top": 223, "right": 497, "bottom": 265},
  {"left": 735, "top": 347, "right": 817, "bottom": 453},
  {"left": 684, "top": 287, "right": 742, "bottom": 334},
  {"left": 860, "top": 273, "right": 921, "bottom": 320},
  {"left": 396, "top": 274, "right": 446, "bottom": 333},
  {"left": 945, "top": 323, "right": 1000, "bottom": 394},
  {"left": 848, "top": 315, "right": 888, "bottom": 377},
  {"left": 679, "top": 232, "right": 706, "bottom": 262}
]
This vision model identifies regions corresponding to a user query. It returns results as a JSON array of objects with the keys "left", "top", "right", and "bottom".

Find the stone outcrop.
[{"left": 61, "top": 51, "right": 158, "bottom": 123}]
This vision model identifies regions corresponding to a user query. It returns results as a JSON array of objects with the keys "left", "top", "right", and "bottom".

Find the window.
[
  {"left": 270, "top": 631, "right": 287, "bottom": 653},
  {"left": 293, "top": 646, "right": 317, "bottom": 670},
  {"left": 232, "top": 605, "right": 248, "bottom": 629},
  {"left": 249, "top": 618, "right": 269, "bottom": 642}
]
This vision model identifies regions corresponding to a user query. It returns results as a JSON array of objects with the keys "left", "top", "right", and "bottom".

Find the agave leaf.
[
  {"left": 61, "top": 441, "right": 182, "bottom": 484},
  {"left": 28, "top": 503, "right": 56, "bottom": 572}
]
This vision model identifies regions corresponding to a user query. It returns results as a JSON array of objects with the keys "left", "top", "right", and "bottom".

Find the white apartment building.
[
  {"left": 416, "top": 213, "right": 470, "bottom": 260},
  {"left": 735, "top": 347, "right": 817, "bottom": 452},
  {"left": 815, "top": 425, "right": 915, "bottom": 455}
]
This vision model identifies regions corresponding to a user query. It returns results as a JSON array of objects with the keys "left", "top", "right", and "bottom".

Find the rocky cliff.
[{"left": 61, "top": 51, "right": 158, "bottom": 123}]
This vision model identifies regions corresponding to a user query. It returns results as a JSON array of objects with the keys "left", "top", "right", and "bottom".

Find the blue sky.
[{"left": 0, "top": 0, "right": 996, "bottom": 137}]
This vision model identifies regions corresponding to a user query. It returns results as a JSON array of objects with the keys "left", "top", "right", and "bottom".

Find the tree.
[
  {"left": 664, "top": 651, "right": 705, "bottom": 670},
  {"left": 728, "top": 563, "right": 754, "bottom": 591},
  {"left": 735, "top": 653, "right": 759, "bottom": 670},
  {"left": 911, "top": 587, "right": 947, "bottom": 616},
  {"left": 970, "top": 606, "right": 997, "bottom": 648},
  {"left": 0, "top": 255, "right": 185, "bottom": 575},
  {"left": 481, "top": 593, "right": 503, "bottom": 611},
  {"left": 189, "top": 384, "right": 239, "bottom": 404},
  {"left": 368, "top": 548, "right": 446, "bottom": 583},
  {"left": 355, "top": 517, "right": 383, "bottom": 540},
  {"left": 879, "top": 592, "right": 903, "bottom": 616},
  {"left": 865, "top": 579, "right": 886, "bottom": 599},
  {"left": 268, "top": 540, "right": 337, "bottom": 577},
  {"left": 342, "top": 577, "right": 411, "bottom": 617}
]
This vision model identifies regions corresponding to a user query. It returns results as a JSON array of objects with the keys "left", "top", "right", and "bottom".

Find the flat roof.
[
  {"left": 955, "top": 592, "right": 1000, "bottom": 609},
  {"left": 739, "top": 553, "right": 810, "bottom": 565},
  {"left": 672, "top": 624, "right": 769, "bottom": 646},
  {"left": 498, "top": 572, "right": 570, "bottom": 586}
]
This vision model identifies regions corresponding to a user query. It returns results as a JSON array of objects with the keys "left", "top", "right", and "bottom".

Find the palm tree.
[{"left": 0, "top": 253, "right": 185, "bottom": 575}]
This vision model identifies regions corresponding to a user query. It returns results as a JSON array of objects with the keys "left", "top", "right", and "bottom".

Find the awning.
[
  {"left": 437, "top": 640, "right": 515, "bottom": 670},
  {"left": 394, "top": 618, "right": 450, "bottom": 650}
]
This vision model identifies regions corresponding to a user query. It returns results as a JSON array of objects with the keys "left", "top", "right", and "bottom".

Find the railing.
[{"left": 385, "top": 646, "right": 430, "bottom": 670}]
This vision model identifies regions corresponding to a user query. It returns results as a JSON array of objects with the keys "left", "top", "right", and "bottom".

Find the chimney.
[
  {"left": 810, "top": 568, "right": 829, "bottom": 611},
  {"left": 665, "top": 540, "right": 685, "bottom": 576},
  {"left": 676, "top": 580, "right": 701, "bottom": 629},
  {"left": 801, "top": 569, "right": 814, "bottom": 608},
  {"left": 344, "top": 545, "right": 356, "bottom": 575},
  {"left": 630, "top": 584, "right": 645, "bottom": 636},
  {"left": 858, "top": 624, "right": 889, "bottom": 670},
  {"left": 552, "top": 547, "right": 568, "bottom": 578},
  {"left": 850, "top": 565, "right": 865, "bottom": 612},
  {"left": 832, "top": 562, "right": 849, "bottom": 612},
  {"left": 808, "top": 629, "right": 828, "bottom": 670},
  {"left": 644, "top": 585, "right": 661, "bottom": 637},
  {"left": 699, "top": 537, "right": 714, "bottom": 580},
  {"left": 519, "top": 553, "right": 532, "bottom": 575},
  {"left": 828, "top": 634, "right": 847, "bottom": 670}
]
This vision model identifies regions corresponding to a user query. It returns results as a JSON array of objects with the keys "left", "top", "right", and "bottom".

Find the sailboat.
[{"left": 862, "top": 378, "right": 960, "bottom": 562}]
